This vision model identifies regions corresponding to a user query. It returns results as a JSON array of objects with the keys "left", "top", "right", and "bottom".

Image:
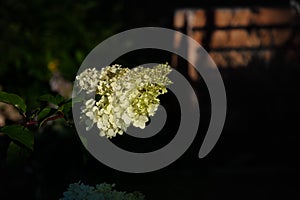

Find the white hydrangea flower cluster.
[
  {"left": 77, "top": 64, "right": 172, "bottom": 138},
  {"left": 76, "top": 68, "right": 102, "bottom": 94}
]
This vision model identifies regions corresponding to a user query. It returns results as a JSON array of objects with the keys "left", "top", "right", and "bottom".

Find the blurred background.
[{"left": 0, "top": 0, "right": 299, "bottom": 199}]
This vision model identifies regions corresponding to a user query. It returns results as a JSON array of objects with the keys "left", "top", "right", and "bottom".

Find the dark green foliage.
[
  {"left": 0, "top": 91, "right": 27, "bottom": 113},
  {"left": 0, "top": 91, "right": 76, "bottom": 162},
  {"left": 0, "top": 125, "right": 33, "bottom": 151},
  {"left": 38, "top": 94, "right": 65, "bottom": 106},
  {"left": 0, "top": 0, "right": 124, "bottom": 108}
]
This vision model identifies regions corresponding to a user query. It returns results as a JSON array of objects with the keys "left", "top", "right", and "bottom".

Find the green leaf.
[
  {"left": 38, "top": 108, "right": 58, "bottom": 128},
  {"left": 0, "top": 91, "right": 27, "bottom": 113},
  {"left": 37, "top": 107, "right": 52, "bottom": 121},
  {"left": 38, "top": 94, "right": 65, "bottom": 106},
  {"left": 6, "top": 141, "right": 31, "bottom": 167},
  {"left": 60, "top": 101, "right": 72, "bottom": 115},
  {"left": 1, "top": 125, "right": 34, "bottom": 151},
  {"left": 59, "top": 97, "right": 83, "bottom": 120}
]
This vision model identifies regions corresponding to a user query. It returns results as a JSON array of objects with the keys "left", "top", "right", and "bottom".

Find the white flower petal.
[{"left": 122, "top": 113, "right": 131, "bottom": 125}]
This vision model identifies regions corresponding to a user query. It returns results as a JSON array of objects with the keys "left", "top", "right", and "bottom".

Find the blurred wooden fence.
[{"left": 172, "top": 7, "right": 300, "bottom": 80}]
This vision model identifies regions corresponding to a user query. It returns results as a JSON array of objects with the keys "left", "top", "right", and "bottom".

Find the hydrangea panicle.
[{"left": 76, "top": 63, "right": 172, "bottom": 138}]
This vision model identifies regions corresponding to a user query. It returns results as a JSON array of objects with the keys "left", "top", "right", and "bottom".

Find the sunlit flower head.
[{"left": 77, "top": 63, "right": 172, "bottom": 138}]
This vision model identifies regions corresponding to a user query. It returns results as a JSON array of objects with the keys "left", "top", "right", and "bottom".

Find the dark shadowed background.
[{"left": 0, "top": 0, "right": 299, "bottom": 199}]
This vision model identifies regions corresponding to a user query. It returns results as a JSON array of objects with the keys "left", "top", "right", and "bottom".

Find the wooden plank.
[
  {"left": 175, "top": 8, "right": 300, "bottom": 28},
  {"left": 174, "top": 9, "right": 186, "bottom": 29},
  {"left": 209, "top": 50, "right": 272, "bottom": 68},
  {"left": 253, "top": 8, "right": 296, "bottom": 26},
  {"left": 215, "top": 9, "right": 252, "bottom": 27},
  {"left": 172, "top": 7, "right": 300, "bottom": 72},
  {"left": 190, "top": 29, "right": 295, "bottom": 48}
]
